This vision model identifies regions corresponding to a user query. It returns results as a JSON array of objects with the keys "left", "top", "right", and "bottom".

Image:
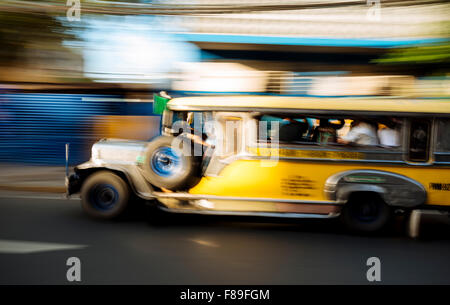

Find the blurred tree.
[
  {"left": 373, "top": 22, "right": 450, "bottom": 74},
  {"left": 373, "top": 43, "right": 450, "bottom": 65},
  {"left": 0, "top": 2, "right": 72, "bottom": 65},
  {"left": 0, "top": 0, "right": 85, "bottom": 83}
]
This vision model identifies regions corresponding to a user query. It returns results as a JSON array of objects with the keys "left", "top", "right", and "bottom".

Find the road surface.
[{"left": 1, "top": 194, "right": 450, "bottom": 284}]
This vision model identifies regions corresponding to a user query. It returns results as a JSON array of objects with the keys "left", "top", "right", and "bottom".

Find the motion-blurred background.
[{"left": 0, "top": 0, "right": 449, "bottom": 167}]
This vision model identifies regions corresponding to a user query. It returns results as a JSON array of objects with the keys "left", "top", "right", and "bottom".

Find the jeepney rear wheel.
[
  {"left": 81, "top": 171, "right": 130, "bottom": 219},
  {"left": 341, "top": 193, "right": 391, "bottom": 233},
  {"left": 141, "top": 136, "right": 200, "bottom": 191}
]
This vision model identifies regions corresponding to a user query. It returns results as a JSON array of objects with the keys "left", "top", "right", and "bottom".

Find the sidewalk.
[{"left": 0, "top": 164, "right": 69, "bottom": 193}]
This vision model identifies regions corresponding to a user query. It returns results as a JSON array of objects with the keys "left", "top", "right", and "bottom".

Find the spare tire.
[{"left": 141, "top": 136, "right": 200, "bottom": 190}]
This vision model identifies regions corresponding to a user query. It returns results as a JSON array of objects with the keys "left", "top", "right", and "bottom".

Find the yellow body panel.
[{"left": 189, "top": 160, "right": 450, "bottom": 206}]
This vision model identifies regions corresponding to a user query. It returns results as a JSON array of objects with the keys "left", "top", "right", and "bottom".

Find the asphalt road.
[{"left": 1, "top": 194, "right": 450, "bottom": 285}]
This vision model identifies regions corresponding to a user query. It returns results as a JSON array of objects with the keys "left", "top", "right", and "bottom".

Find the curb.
[{"left": 0, "top": 185, "right": 66, "bottom": 194}]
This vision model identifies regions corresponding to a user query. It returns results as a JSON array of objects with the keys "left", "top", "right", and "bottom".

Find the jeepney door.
[{"left": 202, "top": 112, "right": 245, "bottom": 176}]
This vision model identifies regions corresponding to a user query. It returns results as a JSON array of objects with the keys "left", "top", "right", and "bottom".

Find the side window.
[
  {"left": 258, "top": 115, "right": 349, "bottom": 145},
  {"left": 436, "top": 119, "right": 450, "bottom": 152},
  {"left": 257, "top": 115, "right": 312, "bottom": 144},
  {"left": 258, "top": 114, "right": 403, "bottom": 150},
  {"left": 408, "top": 119, "right": 430, "bottom": 162}
]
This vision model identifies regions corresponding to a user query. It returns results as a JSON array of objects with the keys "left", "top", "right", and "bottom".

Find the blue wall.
[{"left": 0, "top": 93, "right": 157, "bottom": 165}]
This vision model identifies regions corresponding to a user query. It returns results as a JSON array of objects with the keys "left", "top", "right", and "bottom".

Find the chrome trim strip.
[
  {"left": 159, "top": 206, "right": 340, "bottom": 219},
  {"left": 152, "top": 192, "right": 339, "bottom": 205},
  {"left": 325, "top": 169, "right": 427, "bottom": 189},
  {"left": 434, "top": 162, "right": 450, "bottom": 165},
  {"left": 324, "top": 169, "right": 427, "bottom": 207},
  {"left": 252, "top": 144, "right": 403, "bottom": 154}
]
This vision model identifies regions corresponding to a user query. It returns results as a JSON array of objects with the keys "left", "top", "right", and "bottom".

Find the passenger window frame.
[
  {"left": 405, "top": 118, "right": 433, "bottom": 163},
  {"left": 431, "top": 117, "right": 450, "bottom": 164},
  {"left": 434, "top": 118, "right": 450, "bottom": 153}
]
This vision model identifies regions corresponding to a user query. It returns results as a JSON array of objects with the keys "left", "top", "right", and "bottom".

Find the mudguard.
[{"left": 324, "top": 169, "right": 426, "bottom": 208}]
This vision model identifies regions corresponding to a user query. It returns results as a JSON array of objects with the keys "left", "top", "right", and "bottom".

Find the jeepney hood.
[{"left": 89, "top": 138, "right": 148, "bottom": 165}]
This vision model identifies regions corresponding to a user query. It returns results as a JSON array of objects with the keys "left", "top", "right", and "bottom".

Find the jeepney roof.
[{"left": 167, "top": 96, "right": 450, "bottom": 116}]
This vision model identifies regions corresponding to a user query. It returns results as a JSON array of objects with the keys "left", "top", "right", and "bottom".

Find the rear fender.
[{"left": 324, "top": 169, "right": 426, "bottom": 208}]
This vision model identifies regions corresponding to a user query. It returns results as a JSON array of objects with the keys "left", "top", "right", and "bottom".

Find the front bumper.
[{"left": 66, "top": 173, "right": 82, "bottom": 196}]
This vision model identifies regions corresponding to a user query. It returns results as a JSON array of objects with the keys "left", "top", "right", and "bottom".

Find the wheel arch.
[
  {"left": 70, "top": 163, "right": 155, "bottom": 199},
  {"left": 325, "top": 169, "right": 427, "bottom": 208}
]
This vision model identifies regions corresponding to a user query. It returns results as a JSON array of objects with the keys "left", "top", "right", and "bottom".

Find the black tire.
[
  {"left": 341, "top": 193, "right": 391, "bottom": 233},
  {"left": 141, "top": 136, "right": 200, "bottom": 190},
  {"left": 81, "top": 171, "right": 130, "bottom": 219}
]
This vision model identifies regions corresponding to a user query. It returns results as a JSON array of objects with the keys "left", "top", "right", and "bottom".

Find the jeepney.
[{"left": 67, "top": 94, "right": 450, "bottom": 235}]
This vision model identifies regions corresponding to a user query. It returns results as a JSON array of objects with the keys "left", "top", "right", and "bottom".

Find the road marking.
[
  {"left": 0, "top": 239, "right": 87, "bottom": 254},
  {"left": 189, "top": 239, "right": 220, "bottom": 248}
]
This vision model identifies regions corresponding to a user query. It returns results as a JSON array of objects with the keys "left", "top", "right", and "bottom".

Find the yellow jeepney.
[{"left": 68, "top": 94, "right": 450, "bottom": 234}]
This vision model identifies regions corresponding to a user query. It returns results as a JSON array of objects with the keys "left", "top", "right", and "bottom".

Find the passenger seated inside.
[
  {"left": 312, "top": 119, "right": 344, "bottom": 144},
  {"left": 279, "top": 118, "right": 308, "bottom": 142},
  {"left": 378, "top": 118, "right": 401, "bottom": 147},
  {"left": 337, "top": 119, "right": 378, "bottom": 146}
]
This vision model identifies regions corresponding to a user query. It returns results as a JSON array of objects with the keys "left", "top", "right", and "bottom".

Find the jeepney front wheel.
[
  {"left": 341, "top": 193, "right": 391, "bottom": 233},
  {"left": 81, "top": 171, "right": 130, "bottom": 219}
]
